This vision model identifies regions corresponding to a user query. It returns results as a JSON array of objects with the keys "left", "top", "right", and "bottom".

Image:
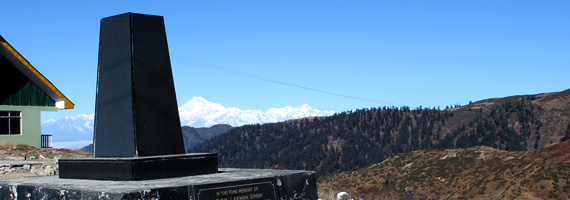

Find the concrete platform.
[{"left": 0, "top": 168, "right": 318, "bottom": 199}]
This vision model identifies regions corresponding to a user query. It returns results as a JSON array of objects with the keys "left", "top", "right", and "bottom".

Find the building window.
[{"left": 0, "top": 111, "right": 21, "bottom": 135}]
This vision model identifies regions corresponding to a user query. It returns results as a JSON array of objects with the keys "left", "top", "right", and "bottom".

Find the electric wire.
[{"left": 171, "top": 55, "right": 403, "bottom": 106}]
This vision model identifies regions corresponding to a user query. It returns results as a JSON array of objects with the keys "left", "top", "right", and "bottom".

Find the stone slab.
[
  {"left": 58, "top": 153, "right": 218, "bottom": 181},
  {"left": 0, "top": 168, "right": 318, "bottom": 200},
  {"left": 0, "top": 160, "right": 44, "bottom": 167}
]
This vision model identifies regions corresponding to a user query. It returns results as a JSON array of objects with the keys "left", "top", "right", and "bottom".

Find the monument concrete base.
[
  {"left": 58, "top": 153, "right": 218, "bottom": 181},
  {"left": 0, "top": 168, "right": 318, "bottom": 200}
]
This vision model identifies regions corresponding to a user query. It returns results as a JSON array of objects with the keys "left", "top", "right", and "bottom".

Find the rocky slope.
[
  {"left": 318, "top": 140, "right": 570, "bottom": 200},
  {"left": 0, "top": 144, "right": 91, "bottom": 179}
]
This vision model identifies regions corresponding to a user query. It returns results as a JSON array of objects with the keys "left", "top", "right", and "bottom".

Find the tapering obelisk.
[
  {"left": 93, "top": 12, "right": 185, "bottom": 157},
  {"left": 58, "top": 13, "right": 218, "bottom": 180}
]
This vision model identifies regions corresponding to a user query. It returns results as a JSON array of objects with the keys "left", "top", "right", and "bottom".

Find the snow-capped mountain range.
[
  {"left": 42, "top": 97, "right": 334, "bottom": 148},
  {"left": 178, "top": 97, "right": 334, "bottom": 128},
  {"left": 41, "top": 114, "right": 95, "bottom": 149}
]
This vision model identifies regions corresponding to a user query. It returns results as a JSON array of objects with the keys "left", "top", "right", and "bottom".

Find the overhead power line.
[{"left": 171, "top": 55, "right": 402, "bottom": 106}]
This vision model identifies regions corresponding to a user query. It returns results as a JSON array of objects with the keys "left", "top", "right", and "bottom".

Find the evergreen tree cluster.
[{"left": 443, "top": 97, "right": 541, "bottom": 151}]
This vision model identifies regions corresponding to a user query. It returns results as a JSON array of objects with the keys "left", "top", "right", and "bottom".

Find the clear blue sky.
[{"left": 2, "top": 1, "right": 569, "bottom": 121}]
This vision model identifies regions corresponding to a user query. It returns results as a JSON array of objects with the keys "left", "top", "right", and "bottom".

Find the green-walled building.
[{"left": 0, "top": 35, "right": 74, "bottom": 148}]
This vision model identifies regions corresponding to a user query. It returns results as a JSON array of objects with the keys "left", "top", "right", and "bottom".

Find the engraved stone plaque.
[{"left": 195, "top": 178, "right": 278, "bottom": 200}]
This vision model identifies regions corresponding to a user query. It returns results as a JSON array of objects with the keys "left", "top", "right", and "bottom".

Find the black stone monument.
[{"left": 58, "top": 13, "right": 218, "bottom": 181}]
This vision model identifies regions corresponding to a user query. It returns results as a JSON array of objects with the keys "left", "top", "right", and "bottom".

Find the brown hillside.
[{"left": 319, "top": 140, "right": 570, "bottom": 200}]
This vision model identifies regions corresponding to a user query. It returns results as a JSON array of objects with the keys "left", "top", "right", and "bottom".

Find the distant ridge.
[
  {"left": 181, "top": 124, "right": 233, "bottom": 150},
  {"left": 80, "top": 124, "right": 233, "bottom": 152}
]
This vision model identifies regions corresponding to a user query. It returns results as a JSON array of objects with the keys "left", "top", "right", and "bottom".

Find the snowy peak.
[
  {"left": 179, "top": 97, "right": 335, "bottom": 127},
  {"left": 179, "top": 96, "right": 227, "bottom": 116}
]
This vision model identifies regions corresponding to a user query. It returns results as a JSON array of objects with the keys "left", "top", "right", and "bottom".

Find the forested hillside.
[{"left": 192, "top": 89, "right": 570, "bottom": 176}]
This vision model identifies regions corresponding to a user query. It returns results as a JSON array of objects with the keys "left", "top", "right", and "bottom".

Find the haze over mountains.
[{"left": 41, "top": 97, "right": 334, "bottom": 149}]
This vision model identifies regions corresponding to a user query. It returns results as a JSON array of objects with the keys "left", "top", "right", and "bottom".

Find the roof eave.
[{"left": 0, "top": 35, "right": 75, "bottom": 110}]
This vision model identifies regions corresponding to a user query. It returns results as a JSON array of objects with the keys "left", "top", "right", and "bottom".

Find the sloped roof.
[{"left": 0, "top": 35, "right": 74, "bottom": 109}]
